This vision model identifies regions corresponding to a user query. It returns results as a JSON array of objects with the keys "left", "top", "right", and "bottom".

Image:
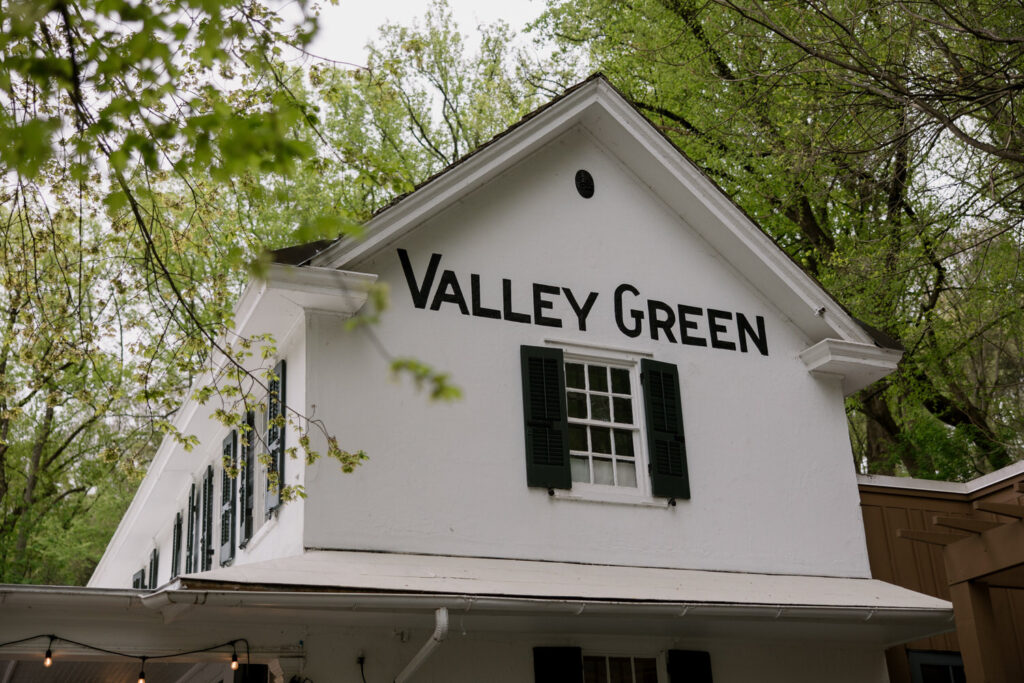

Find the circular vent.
[{"left": 575, "top": 169, "right": 595, "bottom": 198}]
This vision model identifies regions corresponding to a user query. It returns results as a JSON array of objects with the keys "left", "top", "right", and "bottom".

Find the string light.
[{"left": 0, "top": 635, "right": 252, "bottom": 677}]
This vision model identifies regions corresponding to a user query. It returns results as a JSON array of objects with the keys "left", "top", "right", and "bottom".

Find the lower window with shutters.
[
  {"left": 583, "top": 655, "right": 658, "bottom": 683},
  {"left": 521, "top": 344, "right": 690, "bottom": 505}
]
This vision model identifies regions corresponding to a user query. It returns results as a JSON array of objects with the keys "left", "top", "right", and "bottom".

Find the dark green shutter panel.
[
  {"left": 148, "top": 548, "right": 159, "bottom": 589},
  {"left": 533, "top": 647, "right": 582, "bottom": 683},
  {"left": 641, "top": 359, "right": 690, "bottom": 500},
  {"left": 185, "top": 484, "right": 196, "bottom": 572},
  {"left": 201, "top": 465, "right": 214, "bottom": 571},
  {"left": 171, "top": 511, "right": 182, "bottom": 579},
  {"left": 240, "top": 411, "right": 255, "bottom": 547},
  {"left": 265, "top": 360, "right": 286, "bottom": 515},
  {"left": 520, "top": 346, "right": 571, "bottom": 490},
  {"left": 132, "top": 568, "right": 145, "bottom": 589},
  {"left": 666, "top": 650, "right": 712, "bottom": 683},
  {"left": 220, "top": 431, "right": 237, "bottom": 566}
]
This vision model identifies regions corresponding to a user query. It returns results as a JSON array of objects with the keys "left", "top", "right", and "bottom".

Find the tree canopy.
[{"left": 536, "top": 0, "right": 1024, "bottom": 480}]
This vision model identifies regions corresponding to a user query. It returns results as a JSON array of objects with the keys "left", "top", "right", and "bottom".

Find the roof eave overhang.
[{"left": 0, "top": 584, "right": 954, "bottom": 649}]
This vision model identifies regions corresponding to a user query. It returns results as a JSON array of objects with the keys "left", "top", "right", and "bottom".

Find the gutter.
[{"left": 136, "top": 588, "right": 951, "bottom": 624}]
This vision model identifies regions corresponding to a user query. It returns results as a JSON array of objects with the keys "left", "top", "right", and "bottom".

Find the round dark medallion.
[{"left": 574, "top": 169, "right": 595, "bottom": 198}]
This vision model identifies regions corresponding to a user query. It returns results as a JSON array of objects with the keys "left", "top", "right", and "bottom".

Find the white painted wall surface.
[
  {"left": 302, "top": 127, "right": 871, "bottom": 578},
  {"left": 90, "top": 317, "right": 309, "bottom": 587}
]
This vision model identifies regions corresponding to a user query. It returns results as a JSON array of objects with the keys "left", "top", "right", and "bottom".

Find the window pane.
[
  {"left": 608, "top": 658, "right": 632, "bottom": 683},
  {"left": 591, "top": 395, "right": 610, "bottom": 421},
  {"left": 613, "top": 429, "right": 634, "bottom": 456},
  {"left": 591, "top": 427, "right": 612, "bottom": 454},
  {"left": 583, "top": 657, "right": 608, "bottom": 683},
  {"left": 593, "top": 458, "right": 614, "bottom": 485},
  {"left": 566, "top": 363, "right": 585, "bottom": 389},
  {"left": 571, "top": 456, "right": 591, "bottom": 483},
  {"left": 616, "top": 460, "right": 637, "bottom": 487},
  {"left": 634, "top": 658, "right": 658, "bottom": 683},
  {"left": 569, "top": 424, "right": 588, "bottom": 451},
  {"left": 610, "top": 368, "right": 630, "bottom": 394},
  {"left": 568, "top": 391, "right": 587, "bottom": 418},
  {"left": 588, "top": 364, "right": 608, "bottom": 392},
  {"left": 613, "top": 397, "right": 633, "bottom": 424}
]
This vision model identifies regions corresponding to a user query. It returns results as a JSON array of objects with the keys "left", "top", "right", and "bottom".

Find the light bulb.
[
  {"left": 43, "top": 649, "right": 52, "bottom": 667},
  {"left": 137, "top": 671, "right": 146, "bottom": 683},
  {"left": 231, "top": 652, "right": 239, "bottom": 670}
]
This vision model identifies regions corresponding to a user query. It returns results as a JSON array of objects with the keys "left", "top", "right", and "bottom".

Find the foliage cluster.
[{"left": 536, "top": 0, "right": 1024, "bottom": 479}]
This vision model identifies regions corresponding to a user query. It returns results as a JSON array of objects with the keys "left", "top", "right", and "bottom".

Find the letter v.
[{"left": 398, "top": 249, "right": 441, "bottom": 309}]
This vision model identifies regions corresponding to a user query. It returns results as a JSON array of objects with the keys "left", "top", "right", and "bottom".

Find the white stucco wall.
[{"left": 301, "top": 128, "right": 871, "bottom": 578}]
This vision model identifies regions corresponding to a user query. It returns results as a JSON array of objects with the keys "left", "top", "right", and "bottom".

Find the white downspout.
[{"left": 394, "top": 607, "right": 449, "bottom": 683}]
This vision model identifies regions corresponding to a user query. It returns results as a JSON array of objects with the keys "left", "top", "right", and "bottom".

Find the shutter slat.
[
  {"left": 521, "top": 346, "right": 571, "bottom": 489},
  {"left": 642, "top": 359, "right": 690, "bottom": 500}
]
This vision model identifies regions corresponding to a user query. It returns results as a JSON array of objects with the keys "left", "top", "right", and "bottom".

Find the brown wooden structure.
[{"left": 859, "top": 465, "right": 1024, "bottom": 682}]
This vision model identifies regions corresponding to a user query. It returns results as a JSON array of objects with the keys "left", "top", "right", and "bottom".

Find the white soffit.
[
  {"left": 181, "top": 550, "right": 950, "bottom": 614},
  {"left": 310, "top": 76, "right": 883, "bottom": 355}
]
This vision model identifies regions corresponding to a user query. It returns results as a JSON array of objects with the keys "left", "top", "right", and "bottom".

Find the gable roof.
[{"left": 288, "top": 74, "right": 902, "bottom": 393}]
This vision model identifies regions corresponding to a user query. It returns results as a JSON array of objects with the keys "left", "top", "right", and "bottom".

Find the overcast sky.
[{"left": 305, "top": 0, "right": 547, "bottom": 67}]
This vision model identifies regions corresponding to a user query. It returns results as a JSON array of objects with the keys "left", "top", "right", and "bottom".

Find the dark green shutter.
[
  {"left": 666, "top": 650, "right": 712, "bottom": 683},
  {"left": 220, "top": 431, "right": 237, "bottom": 566},
  {"left": 132, "top": 568, "right": 145, "bottom": 589},
  {"left": 185, "top": 484, "right": 196, "bottom": 572},
  {"left": 520, "top": 346, "right": 571, "bottom": 490},
  {"left": 201, "top": 465, "right": 214, "bottom": 571},
  {"left": 148, "top": 548, "right": 159, "bottom": 589},
  {"left": 641, "top": 359, "right": 690, "bottom": 500},
  {"left": 171, "top": 511, "right": 182, "bottom": 578},
  {"left": 240, "top": 411, "right": 255, "bottom": 547},
  {"left": 533, "top": 647, "right": 582, "bottom": 683},
  {"left": 265, "top": 360, "right": 286, "bottom": 515}
]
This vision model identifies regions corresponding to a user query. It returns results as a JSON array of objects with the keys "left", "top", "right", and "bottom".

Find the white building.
[{"left": 0, "top": 76, "right": 953, "bottom": 683}]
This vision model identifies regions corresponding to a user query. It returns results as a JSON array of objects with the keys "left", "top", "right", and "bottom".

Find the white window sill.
[
  {"left": 548, "top": 489, "right": 677, "bottom": 508},
  {"left": 240, "top": 512, "right": 277, "bottom": 553}
]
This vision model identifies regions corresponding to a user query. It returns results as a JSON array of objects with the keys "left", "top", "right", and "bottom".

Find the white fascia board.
[
  {"left": 800, "top": 339, "right": 903, "bottom": 396},
  {"left": 234, "top": 265, "right": 377, "bottom": 339},
  {"left": 313, "top": 78, "right": 879, "bottom": 351},
  {"left": 858, "top": 459, "right": 1024, "bottom": 495}
]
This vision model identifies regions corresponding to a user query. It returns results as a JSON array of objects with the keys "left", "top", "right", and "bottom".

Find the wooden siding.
[{"left": 859, "top": 474, "right": 1024, "bottom": 683}]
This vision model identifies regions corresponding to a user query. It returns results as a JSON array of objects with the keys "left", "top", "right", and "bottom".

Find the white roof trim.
[
  {"left": 800, "top": 339, "right": 903, "bottom": 396},
  {"left": 859, "top": 458, "right": 1024, "bottom": 495},
  {"left": 180, "top": 550, "right": 950, "bottom": 613},
  {"left": 310, "top": 77, "right": 888, "bottom": 352}
]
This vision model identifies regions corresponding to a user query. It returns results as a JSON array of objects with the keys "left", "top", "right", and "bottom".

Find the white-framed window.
[
  {"left": 583, "top": 655, "right": 658, "bottom": 683},
  {"left": 521, "top": 341, "right": 691, "bottom": 505},
  {"left": 564, "top": 354, "right": 647, "bottom": 497}
]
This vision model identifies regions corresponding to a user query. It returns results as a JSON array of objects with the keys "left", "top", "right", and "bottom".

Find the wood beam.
[
  {"left": 932, "top": 516, "right": 1002, "bottom": 533},
  {"left": 973, "top": 501, "right": 1024, "bottom": 518},
  {"left": 896, "top": 529, "right": 965, "bottom": 546},
  {"left": 948, "top": 581, "right": 1008, "bottom": 683},
  {"left": 944, "top": 519, "right": 1024, "bottom": 585}
]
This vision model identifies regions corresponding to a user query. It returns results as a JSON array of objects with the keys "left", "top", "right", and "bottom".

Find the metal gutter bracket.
[{"left": 394, "top": 607, "right": 449, "bottom": 683}]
